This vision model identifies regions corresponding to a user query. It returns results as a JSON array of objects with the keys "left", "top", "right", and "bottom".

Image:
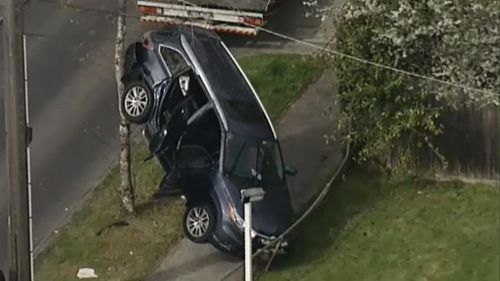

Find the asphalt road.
[
  {"left": 0, "top": 0, "right": 336, "bottom": 273},
  {"left": 0, "top": 0, "right": 147, "bottom": 269}
]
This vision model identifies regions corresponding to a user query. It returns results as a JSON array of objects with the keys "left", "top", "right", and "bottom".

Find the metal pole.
[
  {"left": 244, "top": 202, "right": 252, "bottom": 281},
  {"left": 22, "top": 34, "right": 34, "bottom": 281},
  {"left": 241, "top": 187, "right": 264, "bottom": 281},
  {"left": 3, "top": 0, "right": 32, "bottom": 280}
]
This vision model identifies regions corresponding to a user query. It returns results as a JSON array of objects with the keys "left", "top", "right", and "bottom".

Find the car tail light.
[
  {"left": 142, "top": 32, "right": 154, "bottom": 50},
  {"left": 143, "top": 38, "right": 154, "bottom": 50},
  {"left": 138, "top": 5, "right": 162, "bottom": 15},
  {"left": 243, "top": 17, "right": 263, "bottom": 26}
]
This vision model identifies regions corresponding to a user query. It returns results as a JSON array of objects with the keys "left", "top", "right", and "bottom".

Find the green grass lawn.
[
  {"left": 35, "top": 54, "right": 325, "bottom": 281},
  {"left": 35, "top": 146, "right": 184, "bottom": 281},
  {"left": 239, "top": 54, "right": 325, "bottom": 121},
  {"left": 261, "top": 170, "right": 500, "bottom": 281}
]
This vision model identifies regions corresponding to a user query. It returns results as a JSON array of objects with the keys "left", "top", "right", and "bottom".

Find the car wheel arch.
[
  {"left": 122, "top": 66, "right": 146, "bottom": 84},
  {"left": 185, "top": 187, "right": 218, "bottom": 209},
  {"left": 184, "top": 182, "right": 226, "bottom": 223}
]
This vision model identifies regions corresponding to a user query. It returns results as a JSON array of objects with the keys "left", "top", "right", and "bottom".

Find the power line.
[
  {"left": 256, "top": 25, "right": 498, "bottom": 101},
  {"left": 31, "top": 0, "right": 499, "bottom": 105},
  {"left": 197, "top": 0, "right": 498, "bottom": 101}
]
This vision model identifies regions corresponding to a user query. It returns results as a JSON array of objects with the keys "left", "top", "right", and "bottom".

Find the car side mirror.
[{"left": 284, "top": 164, "right": 298, "bottom": 176}]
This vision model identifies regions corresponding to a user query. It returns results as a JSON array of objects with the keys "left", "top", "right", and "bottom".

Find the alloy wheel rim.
[
  {"left": 124, "top": 86, "right": 148, "bottom": 117},
  {"left": 187, "top": 207, "right": 210, "bottom": 238}
]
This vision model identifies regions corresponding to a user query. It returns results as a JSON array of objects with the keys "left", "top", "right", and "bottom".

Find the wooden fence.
[{"left": 421, "top": 105, "right": 499, "bottom": 181}]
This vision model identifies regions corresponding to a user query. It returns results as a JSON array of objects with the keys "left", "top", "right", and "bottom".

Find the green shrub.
[{"left": 334, "top": 0, "right": 499, "bottom": 174}]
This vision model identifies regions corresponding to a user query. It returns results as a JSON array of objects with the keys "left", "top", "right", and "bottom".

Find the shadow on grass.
[
  {"left": 270, "top": 167, "right": 392, "bottom": 269},
  {"left": 92, "top": 196, "right": 183, "bottom": 238},
  {"left": 134, "top": 197, "right": 182, "bottom": 215}
]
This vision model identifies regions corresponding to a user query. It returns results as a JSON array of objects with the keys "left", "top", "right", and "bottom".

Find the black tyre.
[
  {"left": 183, "top": 202, "right": 216, "bottom": 244},
  {"left": 121, "top": 81, "right": 153, "bottom": 124}
]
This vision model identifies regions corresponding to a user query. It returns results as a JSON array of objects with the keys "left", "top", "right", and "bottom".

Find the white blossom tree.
[{"left": 334, "top": 0, "right": 499, "bottom": 172}]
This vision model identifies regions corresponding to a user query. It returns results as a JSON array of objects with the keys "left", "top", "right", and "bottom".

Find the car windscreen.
[{"left": 225, "top": 134, "right": 284, "bottom": 188}]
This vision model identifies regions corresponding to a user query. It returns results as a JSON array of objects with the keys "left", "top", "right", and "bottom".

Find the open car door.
[{"left": 148, "top": 72, "right": 198, "bottom": 164}]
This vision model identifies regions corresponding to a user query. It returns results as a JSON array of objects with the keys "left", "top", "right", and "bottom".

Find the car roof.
[{"left": 153, "top": 26, "right": 276, "bottom": 141}]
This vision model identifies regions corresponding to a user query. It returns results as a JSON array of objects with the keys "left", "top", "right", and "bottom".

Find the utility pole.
[{"left": 3, "top": 0, "right": 32, "bottom": 280}]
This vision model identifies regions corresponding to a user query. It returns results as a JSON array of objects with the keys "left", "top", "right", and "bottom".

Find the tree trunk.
[{"left": 114, "top": 0, "right": 135, "bottom": 213}]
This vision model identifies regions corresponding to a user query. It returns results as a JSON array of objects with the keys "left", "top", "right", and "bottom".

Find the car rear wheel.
[
  {"left": 183, "top": 203, "right": 215, "bottom": 244},
  {"left": 121, "top": 81, "right": 153, "bottom": 124}
]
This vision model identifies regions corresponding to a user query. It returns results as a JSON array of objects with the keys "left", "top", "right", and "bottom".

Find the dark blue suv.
[{"left": 120, "top": 26, "right": 296, "bottom": 256}]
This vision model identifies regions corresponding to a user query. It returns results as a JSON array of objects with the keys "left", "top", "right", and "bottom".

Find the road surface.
[
  {"left": 0, "top": 0, "right": 337, "bottom": 273},
  {"left": 0, "top": 0, "right": 147, "bottom": 270}
]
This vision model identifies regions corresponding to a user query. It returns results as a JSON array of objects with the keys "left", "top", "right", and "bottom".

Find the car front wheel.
[
  {"left": 121, "top": 81, "right": 153, "bottom": 124},
  {"left": 183, "top": 203, "right": 215, "bottom": 244}
]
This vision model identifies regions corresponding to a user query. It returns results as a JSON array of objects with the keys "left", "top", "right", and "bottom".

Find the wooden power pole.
[{"left": 2, "top": 0, "right": 32, "bottom": 280}]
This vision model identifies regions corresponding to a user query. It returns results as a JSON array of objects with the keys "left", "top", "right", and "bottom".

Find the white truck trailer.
[{"left": 136, "top": 0, "right": 281, "bottom": 36}]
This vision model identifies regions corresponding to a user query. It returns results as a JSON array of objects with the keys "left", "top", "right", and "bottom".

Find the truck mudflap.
[{"left": 137, "top": 1, "right": 264, "bottom": 36}]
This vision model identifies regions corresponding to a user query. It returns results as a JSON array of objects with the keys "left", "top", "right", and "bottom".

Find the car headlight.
[
  {"left": 229, "top": 204, "right": 256, "bottom": 238},
  {"left": 229, "top": 204, "right": 245, "bottom": 229}
]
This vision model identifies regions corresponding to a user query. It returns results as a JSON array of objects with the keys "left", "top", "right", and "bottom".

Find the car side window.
[{"left": 160, "top": 46, "right": 188, "bottom": 76}]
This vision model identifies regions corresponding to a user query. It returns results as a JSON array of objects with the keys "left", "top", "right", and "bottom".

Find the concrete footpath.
[{"left": 147, "top": 71, "right": 343, "bottom": 281}]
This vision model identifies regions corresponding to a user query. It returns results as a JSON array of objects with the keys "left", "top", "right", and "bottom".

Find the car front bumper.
[{"left": 212, "top": 215, "right": 288, "bottom": 255}]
